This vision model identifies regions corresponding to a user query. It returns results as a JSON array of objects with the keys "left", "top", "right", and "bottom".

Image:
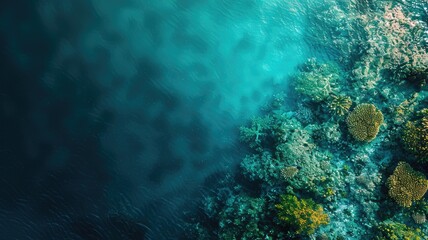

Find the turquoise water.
[
  {"left": 91, "top": 1, "right": 309, "bottom": 237},
  {"left": 1, "top": 0, "right": 428, "bottom": 239}
]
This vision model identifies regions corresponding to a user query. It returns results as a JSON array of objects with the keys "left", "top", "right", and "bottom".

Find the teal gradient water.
[
  {"left": 1, "top": 0, "right": 337, "bottom": 238},
  {"left": 90, "top": 1, "right": 310, "bottom": 236}
]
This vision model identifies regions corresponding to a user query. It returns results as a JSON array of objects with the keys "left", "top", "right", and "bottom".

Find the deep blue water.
[{"left": 0, "top": 0, "right": 314, "bottom": 239}]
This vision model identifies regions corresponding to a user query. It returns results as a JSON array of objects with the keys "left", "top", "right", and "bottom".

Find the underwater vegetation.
[{"left": 187, "top": 0, "right": 428, "bottom": 239}]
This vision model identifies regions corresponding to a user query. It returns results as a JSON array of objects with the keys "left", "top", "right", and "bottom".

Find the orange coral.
[{"left": 387, "top": 162, "right": 428, "bottom": 207}]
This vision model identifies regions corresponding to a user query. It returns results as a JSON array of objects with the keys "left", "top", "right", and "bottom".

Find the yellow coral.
[
  {"left": 328, "top": 94, "right": 352, "bottom": 116},
  {"left": 346, "top": 103, "right": 383, "bottom": 142},
  {"left": 275, "top": 194, "right": 329, "bottom": 235},
  {"left": 387, "top": 162, "right": 428, "bottom": 207},
  {"left": 403, "top": 116, "right": 428, "bottom": 162}
]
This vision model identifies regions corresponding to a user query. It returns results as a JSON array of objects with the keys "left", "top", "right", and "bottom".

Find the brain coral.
[
  {"left": 403, "top": 116, "right": 428, "bottom": 162},
  {"left": 346, "top": 103, "right": 383, "bottom": 141},
  {"left": 387, "top": 162, "right": 428, "bottom": 207}
]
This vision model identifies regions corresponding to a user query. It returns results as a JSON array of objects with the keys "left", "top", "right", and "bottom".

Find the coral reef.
[
  {"left": 412, "top": 212, "right": 426, "bottom": 224},
  {"left": 280, "top": 166, "right": 299, "bottom": 180},
  {"left": 294, "top": 58, "right": 340, "bottom": 102},
  {"left": 240, "top": 115, "right": 274, "bottom": 151},
  {"left": 217, "top": 195, "right": 266, "bottom": 239},
  {"left": 387, "top": 162, "right": 428, "bottom": 207},
  {"left": 241, "top": 152, "right": 284, "bottom": 184},
  {"left": 374, "top": 221, "right": 426, "bottom": 240},
  {"left": 295, "top": 103, "right": 315, "bottom": 125},
  {"left": 187, "top": 1, "right": 428, "bottom": 238},
  {"left": 311, "top": 122, "right": 342, "bottom": 146},
  {"left": 275, "top": 194, "right": 329, "bottom": 235},
  {"left": 346, "top": 103, "right": 384, "bottom": 142},
  {"left": 327, "top": 94, "right": 352, "bottom": 116},
  {"left": 353, "top": 4, "right": 428, "bottom": 89},
  {"left": 240, "top": 114, "right": 336, "bottom": 194},
  {"left": 393, "top": 93, "right": 419, "bottom": 125},
  {"left": 411, "top": 200, "right": 428, "bottom": 224},
  {"left": 403, "top": 114, "right": 428, "bottom": 162},
  {"left": 275, "top": 119, "right": 337, "bottom": 195}
]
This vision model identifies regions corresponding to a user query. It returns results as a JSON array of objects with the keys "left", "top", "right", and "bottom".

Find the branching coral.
[
  {"left": 403, "top": 114, "right": 428, "bottom": 162},
  {"left": 346, "top": 103, "right": 384, "bottom": 142},
  {"left": 327, "top": 94, "right": 352, "bottom": 116},
  {"left": 294, "top": 58, "right": 340, "bottom": 102},
  {"left": 275, "top": 194, "right": 329, "bottom": 235},
  {"left": 240, "top": 115, "right": 274, "bottom": 151},
  {"left": 374, "top": 221, "right": 426, "bottom": 240},
  {"left": 387, "top": 162, "right": 428, "bottom": 207}
]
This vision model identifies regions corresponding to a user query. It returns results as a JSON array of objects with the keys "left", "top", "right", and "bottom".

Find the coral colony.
[{"left": 186, "top": 1, "right": 428, "bottom": 239}]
